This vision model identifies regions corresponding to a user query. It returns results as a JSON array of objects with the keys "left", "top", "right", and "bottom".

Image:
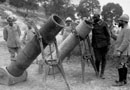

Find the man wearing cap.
[
  {"left": 113, "top": 14, "right": 130, "bottom": 86},
  {"left": 3, "top": 16, "right": 21, "bottom": 61},
  {"left": 62, "top": 17, "right": 72, "bottom": 36},
  {"left": 62, "top": 17, "right": 73, "bottom": 61},
  {"left": 92, "top": 9, "right": 110, "bottom": 79},
  {"left": 22, "top": 19, "right": 35, "bottom": 45}
]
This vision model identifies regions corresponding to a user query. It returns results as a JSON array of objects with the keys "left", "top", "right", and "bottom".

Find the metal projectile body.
[
  {"left": 47, "top": 20, "right": 93, "bottom": 62},
  {"left": 0, "top": 15, "right": 65, "bottom": 85},
  {"left": 47, "top": 20, "right": 97, "bottom": 82}
]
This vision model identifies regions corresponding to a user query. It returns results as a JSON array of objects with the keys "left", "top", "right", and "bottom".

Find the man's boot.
[
  {"left": 95, "top": 61, "right": 100, "bottom": 77},
  {"left": 100, "top": 61, "right": 106, "bottom": 79},
  {"left": 122, "top": 64, "right": 128, "bottom": 84},
  {"left": 115, "top": 67, "right": 124, "bottom": 84},
  {"left": 114, "top": 64, "right": 127, "bottom": 86},
  {"left": 100, "top": 72, "right": 105, "bottom": 79}
]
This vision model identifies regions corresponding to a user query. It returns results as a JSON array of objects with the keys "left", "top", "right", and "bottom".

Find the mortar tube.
[
  {"left": 6, "top": 14, "right": 65, "bottom": 77},
  {"left": 47, "top": 20, "right": 93, "bottom": 63}
]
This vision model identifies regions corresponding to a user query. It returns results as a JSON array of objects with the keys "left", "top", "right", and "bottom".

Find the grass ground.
[{"left": 0, "top": 41, "right": 130, "bottom": 90}]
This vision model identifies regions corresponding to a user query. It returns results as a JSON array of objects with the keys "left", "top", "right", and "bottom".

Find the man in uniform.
[
  {"left": 3, "top": 16, "right": 21, "bottom": 61},
  {"left": 62, "top": 17, "right": 73, "bottom": 61},
  {"left": 22, "top": 19, "right": 35, "bottom": 45},
  {"left": 114, "top": 14, "right": 130, "bottom": 86},
  {"left": 92, "top": 9, "right": 110, "bottom": 79}
]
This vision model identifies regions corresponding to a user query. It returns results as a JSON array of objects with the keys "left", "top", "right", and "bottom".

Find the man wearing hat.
[
  {"left": 62, "top": 17, "right": 73, "bottom": 61},
  {"left": 113, "top": 14, "right": 130, "bottom": 86},
  {"left": 3, "top": 15, "right": 21, "bottom": 61},
  {"left": 92, "top": 9, "right": 110, "bottom": 79},
  {"left": 22, "top": 19, "right": 35, "bottom": 45}
]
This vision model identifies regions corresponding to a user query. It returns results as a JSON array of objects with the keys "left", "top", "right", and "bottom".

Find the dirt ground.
[{"left": 0, "top": 41, "right": 130, "bottom": 90}]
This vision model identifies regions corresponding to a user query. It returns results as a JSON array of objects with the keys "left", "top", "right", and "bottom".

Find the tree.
[
  {"left": 9, "top": 0, "right": 38, "bottom": 10},
  {"left": 76, "top": 0, "right": 100, "bottom": 18},
  {"left": 63, "top": 0, "right": 76, "bottom": 20},
  {"left": 10, "top": 0, "right": 25, "bottom": 8},
  {"left": 24, "top": 0, "right": 38, "bottom": 10},
  {"left": 0, "top": 0, "right": 6, "bottom": 3},
  {"left": 41, "top": 0, "right": 64, "bottom": 17},
  {"left": 101, "top": 3, "right": 123, "bottom": 27},
  {"left": 41, "top": 0, "right": 76, "bottom": 19},
  {"left": 64, "top": 4, "right": 76, "bottom": 19}
]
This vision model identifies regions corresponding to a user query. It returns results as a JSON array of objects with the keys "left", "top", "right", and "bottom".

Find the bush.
[
  {"left": 16, "top": 10, "right": 28, "bottom": 17},
  {"left": 0, "top": 0, "right": 6, "bottom": 3}
]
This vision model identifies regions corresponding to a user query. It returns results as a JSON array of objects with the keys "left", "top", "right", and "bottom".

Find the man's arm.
[
  {"left": 117, "top": 29, "right": 130, "bottom": 52},
  {"left": 17, "top": 25, "right": 21, "bottom": 36},
  {"left": 109, "top": 26, "right": 117, "bottom": 40},
  {"left": 3, "top": 27, "right": 8, "bottom": 41}
]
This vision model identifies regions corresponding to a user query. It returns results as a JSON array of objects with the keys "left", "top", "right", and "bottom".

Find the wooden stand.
[
  {"left": 33, "top": 21, "right": 70, "bottom": 90},
  {"left": 45, "top": 41, "right": 70, "bottom": 90},
  {"left": 80, "top": 36, "right": 97, "bottom": 83}
]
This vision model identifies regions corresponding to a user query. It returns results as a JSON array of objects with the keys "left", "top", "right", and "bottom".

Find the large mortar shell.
[
  {"left": 7, "top": 14, "right": 65, "bottom": 77},
  {"left": 47, "top": 20, "right": 93, "bottom": 62}
]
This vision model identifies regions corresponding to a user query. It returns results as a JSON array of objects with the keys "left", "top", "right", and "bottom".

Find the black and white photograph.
[{"left": 0, "top": 0, "right": 130, "bottom": 90}]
